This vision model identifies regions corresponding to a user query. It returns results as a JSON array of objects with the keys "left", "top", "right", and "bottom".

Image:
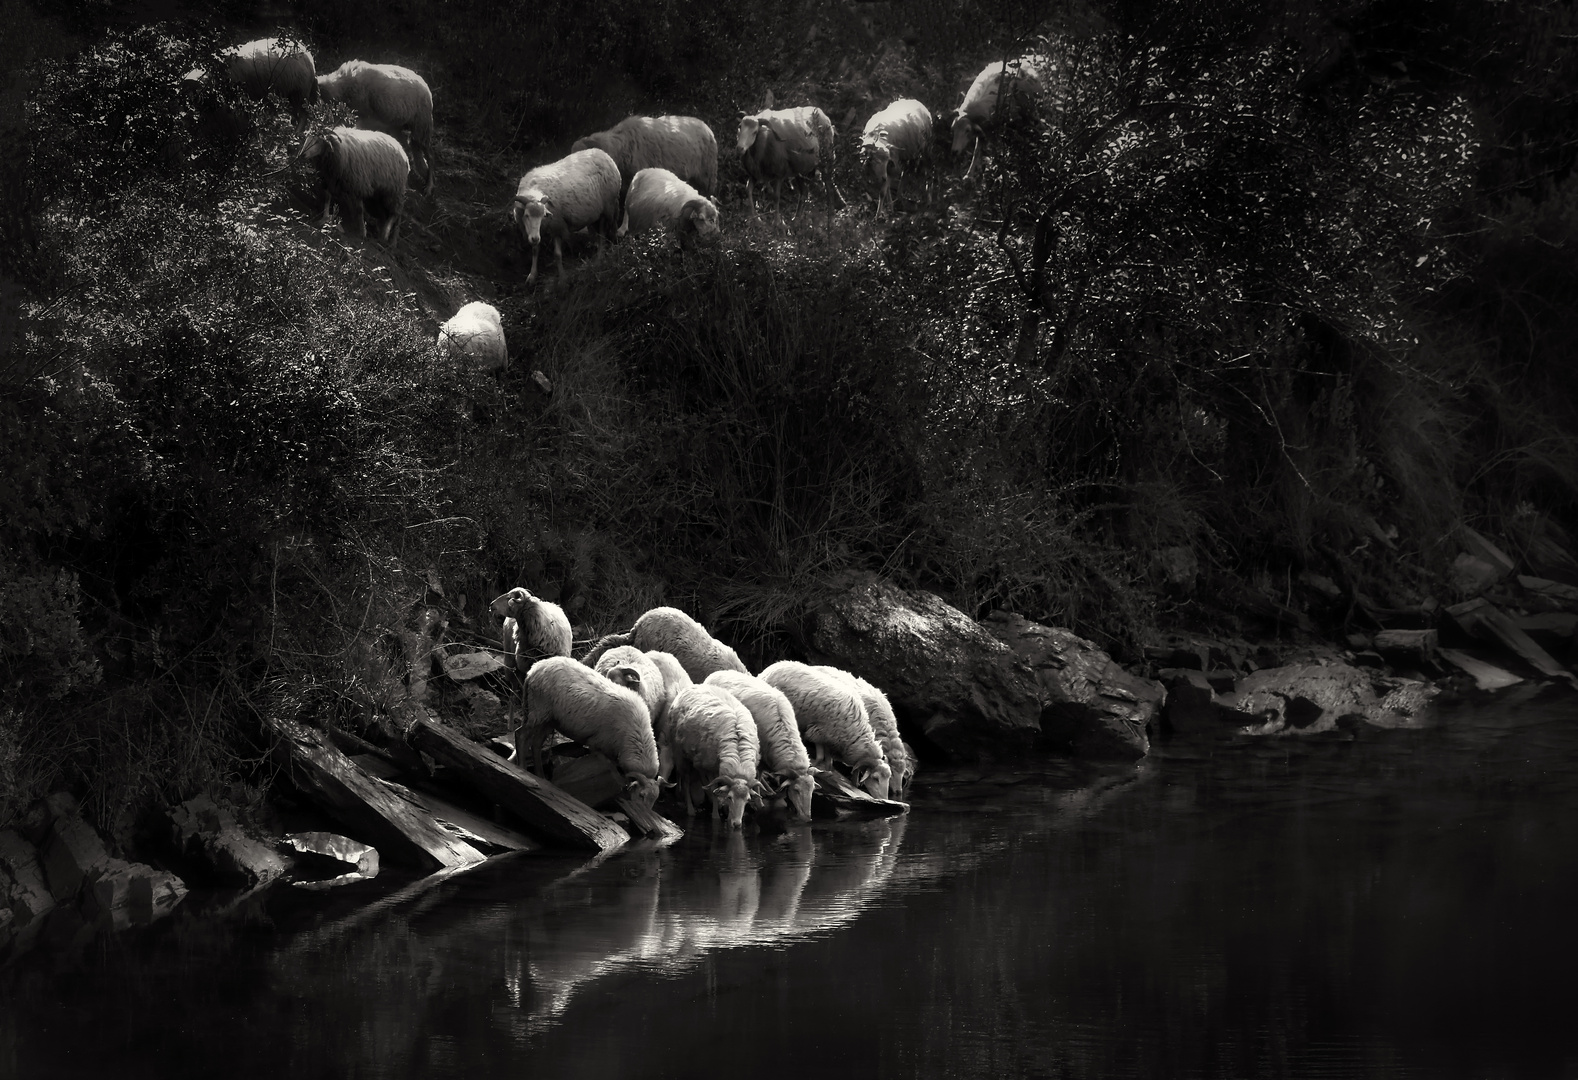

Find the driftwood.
[
  {"left": 813, "top": 769, "right": 909, "bottom": 818},
  {"left": 549, "top": 751, "right": 627, "bottom": 809},
  {"left": 265, "top": 715, "right": 486, "bottom": 871},
  {"left": 1439, "top": 648, "right": 1523, "bottom": 691},
  {"left": 1373, "top": 628, "right": 1440, "bottom": 667},
  {"left": 613, "top": 797, "right": 684, "bottom": 843},
  {"left": 1447, "top": 598, "right": 1578, "bottom": 688},
  {"left": 404, "top": 716, "right": 629, "bottom": 852}
]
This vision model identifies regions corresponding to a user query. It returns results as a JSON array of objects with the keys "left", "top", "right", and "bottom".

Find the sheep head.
[
  {"left": 709, "top": 776, "right": 753, "bottom": 829},
  {"left": 605, "top": 664, "right": 644, "bottom": 696},
  {"left": 678, "top": 198, "right": 720, "bottom": 237},
  {"left": 624, "top": 773, "right": 661, "bottom": 809},
  {"left": 512, "top": 195, "right": 551, "bottom": 246},
  {"left": 736, "top": 115, "right": 764, "bottom": 154},
  {"left": 786, "top": 770, "right": 816, "bottom": 822},
  {"left": 296, "top": 132, "right": 332, "bottom": 163},
  {"left": 489, "top": 587, "right": 531, "bottom": 625},
  {"left": 949, "top": 113, "right": 977, "bottom": 154},
  {"left": 852, "top": 758, "right": 893, "bottom": 801}
]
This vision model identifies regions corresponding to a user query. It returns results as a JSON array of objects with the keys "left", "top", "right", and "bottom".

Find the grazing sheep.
[
  {"left": 815, "top": 667, "right": 914, "bottom": 799},
  {"left": 297, "top": 126, "right": 409, "bottom": 242},
  {"left": 736, "top": 105, "right": 843, "bottom": 222},
  {"left": 705, "top": 670, "right": 814, "bottom": 822},
  {"left": 594, "top": 645, "right": 681, "bottom": 780},
  {"left": 316, "top": 60, "right": 436, "bottom": 194},
  {"left": 510, "top": 148, "right": 622, "bottom": 286},
  {"left": 221, "top": 37, "right": 317, "bottom": 118},
  {"left": 437, "top": 301, "right": 507, "bottom": 372},
  {"left": 669, "top": 685, "right": 762, "bottom": 828},
  {"left": 618, "top": 168, "right": 721, "bottom": 244},
  {"left": 582, "top": 606, "right": 748, "bottom": 682},
  {"left": 860, "top": 98, "right": 935, "bottom": 217},
  {"left": 489, "top": 587, "right": 573, "bottom": 665},
  {"left": 571, "top": 114, "right": 719, "bottom": 197},
  {"left": 951, "top": 58, "right": 1047, "bottom": 180},
  {"left": 523, "top": 656, "right": 661, "bottom": 807},
  {"left": 759, "top": 661, "right": 891, "bottom": 800}
]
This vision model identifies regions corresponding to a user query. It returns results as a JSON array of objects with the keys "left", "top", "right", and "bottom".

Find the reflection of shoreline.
[{"left": 510, "top": 817, "right": 913, "bottom": 1034}]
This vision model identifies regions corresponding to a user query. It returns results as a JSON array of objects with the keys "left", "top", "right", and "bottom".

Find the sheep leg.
[
  {"left": 526, "top": 243, "right": 540, "bottom": 286},
  {"left": 554, "top": 238, "right": 565, "bottom": 278},
  {"left": 966, "top": 136, "right": 982, "bottom": 183}
]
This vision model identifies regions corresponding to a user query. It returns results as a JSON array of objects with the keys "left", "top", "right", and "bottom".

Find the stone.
[
  {"left": 802, "top": 574, "right": 1042, "bottom": 756},
  {"left": 284, "top": 832, "right": 380, "bottom": 879},
  {"left": 1373, "top": 628, "right": 1440, "bottom": 666},
  {"left": 984, "top": 612, "right": 1157, "bottom": 758},
  {"left": 442, "top": 650, "right": 506, "bottom": 681},
  {"left": 1151, "top": 546, "right": 1199, "bottom": 593},
  {"left": 1224, "top": 662, "right": 1438, "bottom": 736},
  {"left": 129, "top": 867, "right": 189, "bottom": 924},
  {"left": 1450, "top": 553, "right": 1502, "bottom": 598},
  {"left": 167, "top": 795, "right": 286, "bottom": 889},
  {"left": 0, "top": 830, "right": 57, "bottom": 946},
  {"left": 459, "top": 683, "right": 504, "bottom": 726},
  {"left": 41, "top": 815, "right": 111, "bottom": 902},
  {"left": 1159, "top": 670, "right": 1216, "bottom": 733},
  {"left": 1459, "top": 527, "right": 1516, "bottom": 578}
]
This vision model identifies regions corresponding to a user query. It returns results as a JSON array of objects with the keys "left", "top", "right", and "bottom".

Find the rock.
[
  {"left": 442, "top": 650, "right": 506, "bottom": 682},
  {"left": 1150, "top": 546, "right": 1199, "bottom": 593},
  {"left": 82, "top": 859, "right": 188, "bottom": 931},
  {"left": 167, "top": 795, "right": 286, "bottom": 889},
  {"left": 1223, "top": 662, "right": 1437, "bottom": 735},
  {"left": 459, "top": 683, "right": 504, "bottom": 726},
  {"left": 802, "top": 574, "right": 1042, "bottom": 756},
  {"left": 530, "top": 370, "right": 553, "bottom": 394},
  {"left": 19, "top": 791, "right": 81, "bottom": 846},
  {"left": 1517, "top": 575, "right": 1578, "bottom": 611},
  {"left": 400, "top": 604, "right": 448, "bottom": 703},
  {"left": 284, "top": 832, "right": 380, "bottom": 879},
  {"left": 1450, "top": 553, "right": 1503, "bottom": 598},
  {"left": 1459, "top": 526, "right": 1516, "bottom": 578},
  {"left": 1158, "top": 669, "right": 1216, "bottom": 733},
  {"left": 0, "top": 830, "right": 56, "bottom": 958},
  {"left": 984, "top": 612, "right": 1156, "bottom": 758},
  {"left": 41, "top": 814, "right": 111, "bottom": 902},
  {"left": 1373, "top": 628, "right": 1440, "bottom": 667}
]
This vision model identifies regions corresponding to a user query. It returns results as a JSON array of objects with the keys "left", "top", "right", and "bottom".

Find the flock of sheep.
[
  {"left": 202, "top": 35, "right": 1047, "bottom": 370},
  {"left": 488, "top": 587, "right": 918, "bottom": 829}
]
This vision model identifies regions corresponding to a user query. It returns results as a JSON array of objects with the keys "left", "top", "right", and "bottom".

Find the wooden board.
[
  {"left": 405, "top": 716, "right": 629, "bottom": 853},
  {"left": 813, "top": 769, "right": 909, "bottom": 818},
  {"left": 613, "top": 797, "right": 684, "bottom": 844},
  {"left": 1439, "top": 648, "right": 1524, "bottom": 691},
  {"left": 404, "top": 786, "right": 540, "bottom": 854},
  {"left": 265, "top": 716, "right": 486, "bottom": 871},
  {"left": 550, "top": 751, "right": 627, "bottom": 809},
  {"left": 1447, "top": 598, "right": 1578, "bottom": 688}
]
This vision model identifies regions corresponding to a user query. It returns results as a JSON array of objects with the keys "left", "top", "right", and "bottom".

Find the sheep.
[
  {"left": 618, "top": 168, "right": 721, "bottom": 244},
  {"left": 489, "top": 587, "right": 573, "bottom": 665},
  {"left": 668, "top": 685, "right": 762, "bottom": 828},
  {"left": 705, "top": 670, "right": 815, "bottom": 822},
  {"left": 510, "top": 148, "right": 622, "bottom": 286},
  {"left": 758, "top": 661, "right": 891, "bottom": 800},
  {"left": 523, "top": 656, "right": 661, "bottom": 807},
  {"left": 593, "top": 645, "right": 681, "bottom": 780},
  {"left": 951, "top": 58, "right": 1047, "bottom": 181},
  {"left": 736, "top": 105, "right": 843, "bottom": 222},
  {"left": 220, "top": 37, "right": 318, "bottom": 119},
  {"left": 860, "top": 98, "right": 935, "bottom": 217},
  {"left": 315, "top": 60, "right": 436, "bottom": 195},
  {"left": 581, "top": 606, "right": 748, "bottom": 682},
  {"left": 437, "top": 301, "right": 507, "bottom": 373},
  {"left": 815, "top": 667, "right": 914, "bottom": 799},
  {"left": 297, "top": 127, "right": 409, "bottom": 242},
  {"left": 571, "top": 114, "right": 719, "bottom": 197}
]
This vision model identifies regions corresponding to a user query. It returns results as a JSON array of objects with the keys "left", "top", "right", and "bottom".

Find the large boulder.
[
  {"left": 0, "top": 829, "right": 57, "bottom": 959},
  {"left": 167, "top": 795, "right": 286, "bottom": 889},
  {"left": 1219, "top": 662, "right": 1438, "bottom": 734},
  {"left": 801, "top": 574, "right": 1042, "bottom": 756},
  {"left": 983, "top": 612, "right": 1157, "bottom": 758}
]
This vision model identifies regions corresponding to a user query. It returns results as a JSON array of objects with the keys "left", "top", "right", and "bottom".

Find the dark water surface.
[{"left": 5, "top": 689, "right": 1578, "bottom": 1079}]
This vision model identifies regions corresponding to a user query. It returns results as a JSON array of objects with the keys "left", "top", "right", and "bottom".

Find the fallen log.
[
  {"left": 1438, "top": 648, "right": 1524, "bottom": 691},
  {"left": 402, "top": 786, "right": 540, "bottom": 855},
  {"left": 265, "top": 715, "right": 486, "bottom": 871},
  {"left": 614, "top": 797, "right": 684, "bottom": 843},
  {"left": 1446, "top": 598, "right": 1578, "bottom": 689},
  {"left": 549, "top": 751, "right": 627, "bottom": 809},
  {"left": 813, "top": 769, "right": 909, "bottom": 818},
  {"left": 1373, "top": 628, "right": 1440, "bottom": 668},
  {"left": 404, "top": 715, "right": 629, "bottom": 852}
]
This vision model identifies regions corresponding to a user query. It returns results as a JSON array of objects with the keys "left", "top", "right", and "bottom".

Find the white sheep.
[
  {"left": 316, "top": 60, "right": 436, "bottom": 194},
  {"left": 668, "top": 685, "right": 762, "bottom": 828},
  {"left": 582, "top": 606, "right": 748, "bottom": 682},
  {"left": 815, "top": 666, "right": 914, "bottom": 799},
  {"left": 593, "top": 645, "right": 679, "bottom": 779},
  {"left": 736, "top": 105, "right": 843, "bottom": 222},
  {"left": 758, "top": 661, "right": 891, "bottom": 800},
  {"left": 951, "top": 58, "right": 1047, "bottom": 180},
  {"left": 489, "top": 587, "right": 573, "bottom": 665},
  {"left": 220, "top": 37, "right": 318, "bottom": 118},
  {"left": 523, "top": 656, "right": 661, "bottom": 807},
  {"left": 860, "top": 98, "right": 935, "bottom": 217},
  {"left": 618, "top": 168, "right": 721, "bottom": 244},
  {"left": 297, "top": 126, "right": 409, "bottom": 242},
  {"left": 437, "top": 301, "right": 507, "bottom": 373},
  {"left": 704, "top": 670, "right": 814, "bottom": 822},
  {"left": 571, "top": 114, "right": 719, "bottom": 197},
  {"left": 510, "top": 148, "right": 622, "bottom": 286}
]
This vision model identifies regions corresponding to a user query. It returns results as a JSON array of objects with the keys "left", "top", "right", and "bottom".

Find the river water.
[{"left": 4, "top": 687, "right": 1577, "bottom": 1079}]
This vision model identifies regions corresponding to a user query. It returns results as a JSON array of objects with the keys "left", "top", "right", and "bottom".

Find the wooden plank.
[
  {"left": 405, "top": 716, "right": 629, "bottom": 853},
  {"left": 613, "top": 797, "right": 684, "bottom": 844},
  {"left": 1373, "top": 628, "right": 1440, "bottom": 665},
  {"left": 550, "top": 751, "right": 627, "bottom": 809},
  {"left": 403, "top": 786, "right": 540, "bottom": 854},
  {"left": 1439, "top": 648, "right": 1524, "bottom": 691},
  {"left": 813, "top": 769, "right": 909, "bottom": 818},
  {"left": 265, "top": 716, "right": 486, "bottom": 871},
  {"left": 1518, "top": 575, "right": 1578, "bottom": 605},
  {"left": 1448, "top": 598, "right": 1578, "bottom": 687}
]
